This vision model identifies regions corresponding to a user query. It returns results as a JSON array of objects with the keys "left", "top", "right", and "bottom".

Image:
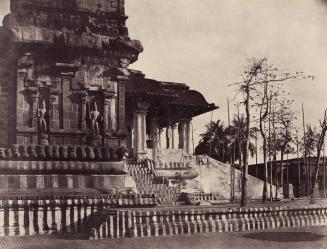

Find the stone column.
[
  {"left": 31, "top": 91, "right": 39, "bottom": 129},
  {"left": 159, "top": 128, "right": 164, "bottom": 149},
  {"left": 171, "top": 123, "right": 178, "bottom": 149},
  {"left": 133, "top": 100, "right": 149, "bottom": 157},
  {"left": 178, "top": 123, "right": 184, "bottom": 149},
  {"left": 109, "top": 97, "right": 117, "bottom": 132},
  {"left": 80, "top": 92, "right": 88, "bottom": 130},
  {"left": 104, "top": 92, "right": 117, "bottom": 136},
  {"left": 49, "top": 93, "right": 59, "bottom": 130},
  {"left": 61, "top": 75, "right": 72, "bottom": 129},
  {"left": 117, "top": 80, "right": 126, "bottom": 133},
  {"left": 166, "top": 125, "right": 172, "bottom": 149},
  {"left": 134, "top": 111, "right": 144, "bottom": 154},
  {"left": 103, "top": 94, "right": 110, "bottom": 135},
  {"left": 150, "top": 118, "right": 160, "bottom": 150},
  {"left": 185, "top": 119, "right": 193, "bottom": 154},
  {"left": 178, "top": 121, "right": 187, "bottom": 150}
]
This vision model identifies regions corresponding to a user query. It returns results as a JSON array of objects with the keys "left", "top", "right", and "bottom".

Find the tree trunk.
[
  {"left": 241, "top": 86, "right": 250, "bottom": 207},
  {"left": 262, "top": 137, "right": 268, "bottom": 203},
  {"left": 310, "top": 127, "right": 327, "bottom": 203},
  {"left": 280, "top": 151, "right": 284, "bottom": 198}
]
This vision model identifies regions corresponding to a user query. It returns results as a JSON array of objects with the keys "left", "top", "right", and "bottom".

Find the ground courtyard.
[{"left": 1, "top": 226, "right": 326, "bottom": 249}]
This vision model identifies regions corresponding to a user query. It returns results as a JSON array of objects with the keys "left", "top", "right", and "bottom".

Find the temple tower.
[{"left": 0, "top": 0, "right": 143, "bottom": 148}]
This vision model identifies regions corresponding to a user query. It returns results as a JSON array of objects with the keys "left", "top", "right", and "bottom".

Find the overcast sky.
[
  {"left": 125, "top": 0, "right": 327, "bottom": 159},
  {"left": 1, "top": 0, "right": 327, "bottom": 162}
]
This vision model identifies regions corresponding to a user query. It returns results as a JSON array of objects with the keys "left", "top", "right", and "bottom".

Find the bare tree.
[
  {"left": 310, "top": 109, "right": 327, "bottom": 203},
  {"left": 230, "top": 57, "right": 311, "bottom": 206},
  {"left": 274, "top": 98, "right": 296, "bottom": 197}
]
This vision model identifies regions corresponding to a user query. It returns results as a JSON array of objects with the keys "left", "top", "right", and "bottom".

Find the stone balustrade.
[
  {"left": 0, "top": 145, "right": 128, "bottom": 162},
  {"left": 90, "top": 205, "right": 327, "bottom": 239},
  {"left": 0, "top": 194, "right": 158, "bottom": 237}
]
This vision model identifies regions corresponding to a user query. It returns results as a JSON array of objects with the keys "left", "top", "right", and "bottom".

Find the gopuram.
[{"left": 0, "top": 0, "right": 218, "bottom": 237}]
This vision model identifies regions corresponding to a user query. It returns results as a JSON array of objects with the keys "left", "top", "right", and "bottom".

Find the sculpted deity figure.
[
  {"left": 89, "top": 101, "right": 101, "bottom": 137},
  {"left": 38, "top": 99, "right": 47, "bottom": 132}
]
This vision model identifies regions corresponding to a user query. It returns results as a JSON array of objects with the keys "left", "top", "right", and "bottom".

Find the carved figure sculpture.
[
  {"left": 38, "top": 99, "right": 47, "bottom": 132},
  {"left": 89, "top": 101, "right": 101, "bottom": 136}
]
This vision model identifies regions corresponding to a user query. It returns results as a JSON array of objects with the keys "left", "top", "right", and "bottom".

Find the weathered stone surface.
[{"left": 191, "top": 157, "right": 280, "bottom": 200}]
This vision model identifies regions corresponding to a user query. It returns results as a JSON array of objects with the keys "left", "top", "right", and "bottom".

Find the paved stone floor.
[{"left": 1, "top": 226, "right": 327, "bottom": 249}]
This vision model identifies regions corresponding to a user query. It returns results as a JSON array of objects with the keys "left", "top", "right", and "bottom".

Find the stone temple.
[{"left": 0, "top": 0, "right": 273, "bottom": 237}]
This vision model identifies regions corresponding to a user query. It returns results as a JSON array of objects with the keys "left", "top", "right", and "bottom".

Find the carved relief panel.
[{"left": 74, "top": 64, "right": 118, "bottom": 92}]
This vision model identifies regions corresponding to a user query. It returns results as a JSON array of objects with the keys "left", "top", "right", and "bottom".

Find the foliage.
[{"left": 195, "top": 117, "right": 256, "bottom": 164}]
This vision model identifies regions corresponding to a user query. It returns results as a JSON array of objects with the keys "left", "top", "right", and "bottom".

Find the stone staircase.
[{"left": 126, "top": 159, "right": 180, "bottom": 205}]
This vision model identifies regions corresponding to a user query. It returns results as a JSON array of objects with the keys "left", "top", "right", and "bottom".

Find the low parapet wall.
[
  {"left": 0, "top": 195, "right": 157, "bottom": 237},
  {"left": 90, "top": 205, "right": 327, "bottom": 239},
  {"left": 0, "top": 160, "right": 127, "bottom": 175},
  {"left": 193, "top": 157, "right": 279, "bottom": 200}
]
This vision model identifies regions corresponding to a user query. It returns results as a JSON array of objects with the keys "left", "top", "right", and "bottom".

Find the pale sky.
[
  {"left": 125, "top": 0, "right": 327, "bottom": 160},
  {"left": 1, "top": 0, "right": 327, "bottom": 162}
]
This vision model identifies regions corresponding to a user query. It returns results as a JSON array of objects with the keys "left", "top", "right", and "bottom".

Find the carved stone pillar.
[
  {"left": 61, "top": 75, "right": 72, "bottom": 129},
  {"left": 117, "top": 80, "right": 127, "bottom": 133},
  {"left": 185, "top": 119, "right": 193, "bottom": 154},
  {"left": 80, "top": 91, "right": 88, "bottom": 130},
  {"left": 31, "top": 91, "right": 39, "bottom": 129},
  {"left": 49, "top": 89, "right": 60, "bottom": 130},
  {"left": 104, "top": 92, "right": 117, "bottom": 136},
  {"left": 133, "top": 99, "right": 149, "bottom": 157},
  {"left": 178, "top": 122, "right": 186, "bottom": 150},
  {"left": 103, "top": 94, "right": 110, "bottom": 135},
  {"left": 109, "top": 96, "right": 117, "bottom": 133},
  {"left": 150, "top": 118, "right": 159, "bottom": 150},
  {"left": 159, "top": 128, "right": 164, "bottom": 149},
  {"left": 135, "top": 111, "right": 144, "bottom": 154},
  {"left": 166, "top": 125, "right": 172, "bottom": 149},
  {"left": 171, "top": 123, "right": 178, "bottom": 149}
]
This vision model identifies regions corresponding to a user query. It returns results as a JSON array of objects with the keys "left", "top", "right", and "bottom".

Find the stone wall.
[
  {"left": 192, "top": 157, "right": 278, "bottom": 200},
  {"left": 0, "top": 30, "right": 16, "bottom": 146}
]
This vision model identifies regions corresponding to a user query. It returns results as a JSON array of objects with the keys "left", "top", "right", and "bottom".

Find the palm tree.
[{"left": 195, "top": 117, "right": 256, "bottom": 164}]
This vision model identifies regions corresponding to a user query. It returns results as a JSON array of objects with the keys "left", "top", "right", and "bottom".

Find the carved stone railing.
[{"left": 0, "top": 144, "right": 127, "bottom": 162}]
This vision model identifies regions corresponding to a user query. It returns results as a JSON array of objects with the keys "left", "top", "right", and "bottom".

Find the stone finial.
[
  {"left": 19, "top": 145, "right": 29, "bottom": 159},
  {"left": 28, "top": 145, "right": 37, "bottom": 158},
  {"left": 36, "top": 145, "right": 46, "bottom": 159},
  {"left": 59, "top": 145, "right": 68, "bottom": 160},
  {"left": 69, "top": 146, "right": 77, "bottom": 160},
  {"left": 77, "top": 146, "right": 87, "bottom": 160},
  {"left": 95, "top": 147, "right": 102, "bottom": 160},
  {"left": 86, "top": 146, "right": 95, "bottom": 160},
  {"left": 103, "top": 147, "right": 111, "bottom": 161},
  {"left": 11, "top": 145, "right": 20, "bottom": 159},
  {"left": 5, "top": 148, "right": 12, "bottom": 159},
  {"left": 53, "top": 145, "right": 60, "bottom": 159},
  {"left": 45, "top": 145, "right": 53, "bottom": 159},
  {"left": 0, "top": 148, "right": 6, "bottom": 159}
]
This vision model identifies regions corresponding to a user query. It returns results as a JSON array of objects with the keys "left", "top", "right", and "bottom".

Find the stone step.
[{"left": 127, "top": 162, "right": 180, "bottom": 205}]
